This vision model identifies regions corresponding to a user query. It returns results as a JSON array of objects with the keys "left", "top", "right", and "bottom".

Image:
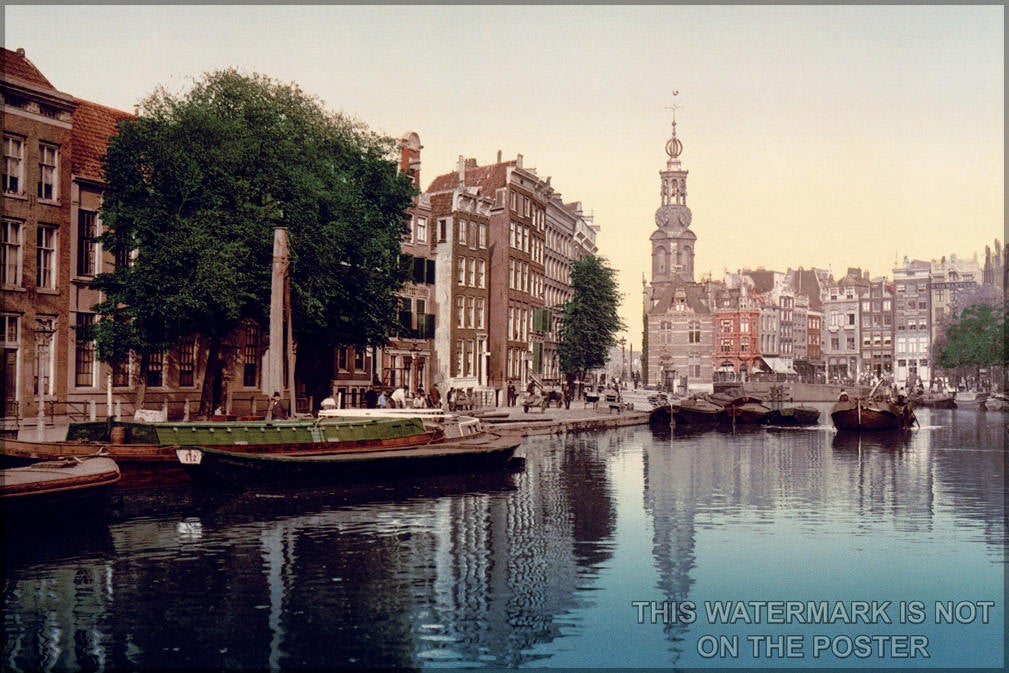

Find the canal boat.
[
  {"left": 671, "top": 396, "right": 725, "bottom": 425},
  {"left": 982, "top": 392, "right": 1008, "bottom": 411},
  {"left": 1, "top": 416, "right": 445, "bottom": 488},
  {"left": 910, "top": 392, "right": 957, "bottom": 409},
  {"left": 830, "top": 397, "right": 915, "bottom": 431},
  {"left": 174, "top": 431, "right": 522, "bottom": 488},
  {"left": 953, "top": 390, "right": 988, "bottom": 409},
  {"left": 715, "top": 395, "right": 772, "bottom": 424},
  {"left": 765, "top": 406, "right": 821, "bottom": 427},
  {"left": 1, "top": 454, "right": 121, "bottom": 508}
]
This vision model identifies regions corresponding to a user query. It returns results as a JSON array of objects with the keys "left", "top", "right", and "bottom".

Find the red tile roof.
[
  {"left": 71, "top": 98, "right": 133, "bottom": 181},
  {"left": 1, "top": 47, "right": 56, "bottom": 90},
  {"left": 426, "top": 160, "right": 515, "bottom": 194}
]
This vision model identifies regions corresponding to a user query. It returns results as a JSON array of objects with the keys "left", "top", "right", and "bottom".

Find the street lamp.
[{"left": 33, "top": 317, "right": 55, "bottom": 440}]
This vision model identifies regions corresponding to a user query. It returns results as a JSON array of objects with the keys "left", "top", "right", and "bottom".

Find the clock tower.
[{"left": 650, "top": 114, "right": 695, "bottom": 289}]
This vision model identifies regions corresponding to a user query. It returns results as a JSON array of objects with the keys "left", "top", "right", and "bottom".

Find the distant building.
[
  {"left": 892, "top": 258, "right": 932, "bottom": 388},
  {"left": 859, "top": 276, "right": 894, "bottom": 382},
  {"left": 822, "top": 268, "right": 869, "bottom": 384}
]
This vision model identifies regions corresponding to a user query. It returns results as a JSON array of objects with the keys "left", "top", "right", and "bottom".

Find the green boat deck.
[{"left": 68, "top": 417, "right": 428, "bottom": 446}]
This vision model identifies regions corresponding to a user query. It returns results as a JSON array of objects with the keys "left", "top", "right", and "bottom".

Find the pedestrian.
[
  {"left": 563, "top": 383, "right": 573, "bottom": 409},
  {"left": 446, "top": 387, "right": 456, "bottom": 412},
  {"left": 266, "top": 391, "right": 287, "bottom": 420},
  {"left": 429, "top": 383, "right": 441, "bottom": 409},
  {"left": 377, "top": 389, "right": 388, "bottom": 408},
  {"left": 391, "top": 385, "right": 407, "bottom": 408},
  {"left": 507, "top": 382, "right": 516, "bottom": 407},
  {"left": 364, "top": 387, "right": 378, "bottom": 409}
]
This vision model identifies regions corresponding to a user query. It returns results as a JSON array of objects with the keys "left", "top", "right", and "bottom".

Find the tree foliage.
[
  {"left": 934, "top": 301, "right": 1007, "bottom": 370},
  {"left": 557, "top": 255, "right": 626, "bottom": 380},
  {"left": 87, "top": 70, "right": 416, "bottom": 409}
]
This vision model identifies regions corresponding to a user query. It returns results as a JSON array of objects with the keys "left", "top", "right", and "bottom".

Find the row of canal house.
[{"left": 2, "top": 48, "right": 599, "bottom": 425}]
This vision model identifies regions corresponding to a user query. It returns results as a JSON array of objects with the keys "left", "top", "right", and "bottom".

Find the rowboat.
[
  {"left": 1, "top": 455, "right": 120, "bottom": 508},
  {"left": 715, "top": 395, "right": 772, "bottom": 424},
  {"left": 175, "top": 431, "right": 522, "bottom": 488}
]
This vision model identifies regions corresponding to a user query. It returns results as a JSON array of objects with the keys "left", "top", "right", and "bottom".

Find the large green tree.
[
  {"left": 557, "top": 255, "right": 626, "bottom": 383},
  {"left": 934, "top": 301, "right": 1007, "bottom": 372},
  {"left": 89, "top": 70, "right": 416, "bottom": 414}
]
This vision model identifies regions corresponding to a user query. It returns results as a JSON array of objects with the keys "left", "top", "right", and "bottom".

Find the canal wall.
[
  {"left": 728, "top": 382, "right": 870, "bottom": 402},
  {"left": 487, "top": 409, "right": 651, "bottom": 437}
]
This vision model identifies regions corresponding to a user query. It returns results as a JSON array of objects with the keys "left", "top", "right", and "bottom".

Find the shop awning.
[{"left": 759, "top": 356, "right": 797, "bottom": 375}]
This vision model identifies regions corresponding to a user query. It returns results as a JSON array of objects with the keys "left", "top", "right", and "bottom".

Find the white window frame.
[
  {"left": 36, "top": 224, "right": 57, "bottom": 290},
  {"left": 37, "top": 143, "right": 59, "bottom": 202},
  {"left": 2, "top": 219, "right": 23, "bottom": 287},
  {"left": 414, "top": 216, "right": 427, "bottom": 244},
  {"left": 3, "top": 135, "right": 24, "bottom": 196}
]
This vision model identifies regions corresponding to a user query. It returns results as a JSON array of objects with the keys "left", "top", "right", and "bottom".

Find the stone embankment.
[{"left": 481, "top": 405, "right": 650, "bottom": 437}]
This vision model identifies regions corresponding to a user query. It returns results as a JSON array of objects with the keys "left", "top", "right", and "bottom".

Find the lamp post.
[{"left": 33, "top": 317, "right": 55, "bottom": 440}]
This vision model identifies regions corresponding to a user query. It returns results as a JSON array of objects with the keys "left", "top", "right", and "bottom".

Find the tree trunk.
[{"left": 199, "top": 336, "right": 222, "bottom": 418}]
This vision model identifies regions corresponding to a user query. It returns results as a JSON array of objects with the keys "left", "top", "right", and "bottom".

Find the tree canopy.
[
  {"left": 934, "top": 301, "right": 1006, "bottom": 370},
  {"left": 88, "top": 70, "right": 417, "bottom": 410},
  {"left": 557, "top": 255, "right": 626, "bottom": 381}
]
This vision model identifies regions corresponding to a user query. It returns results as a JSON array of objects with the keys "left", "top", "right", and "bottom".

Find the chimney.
[
  {"left": 457, "top": 155, "right": 466, "bottom": 186},
  {"left": 516, "top": 153, "right": 523, "bottom": 168},
  {"left": 496, "top": 149, "right": 502, "bottom": 163}
]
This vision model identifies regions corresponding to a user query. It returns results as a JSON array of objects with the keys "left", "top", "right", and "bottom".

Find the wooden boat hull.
[
  {"left": 1, "top": 438, "right": 191, "bottom": 489},
  {"left": 1, "top": 456, "right": 120, "bottom": 508},
  {"left": 177, "top": 434, "right": 522, "bottom": 488},
  {"left": 672, "top": 399, "right": 724, "bottom": 425},
  {"left": 911, "top": 394, "right": 956, "bottom": 409},
  {"left": 766, "top": 406, "right": 821, "bottom": 426},
  {"left": 830, "top": 399, "right": 916, "bottom": 431},
  {"left": 722, "top": 402, "right": 772, "bottom": 424}
]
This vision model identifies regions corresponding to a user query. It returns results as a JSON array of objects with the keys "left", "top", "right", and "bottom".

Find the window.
[
  {"left": 688, "top": 321, "right": 701, "bottom": 344},
  {"left": 3, "top": 136, "right": 24, "bottom": 195},
  {"left": 457, "top": 257, "right": 465, "bottom": 285},
  {"left": 740, "top": 338, "right": 749, "bottom": 353},
  {"left": 478, "top": 222, "right": 487, "bottom": 248},
  {"left": 242, "top": 324, "right": 259, "bottom": 387},
  {"left": 476, "top": 297, "right": 485, "bottom": 329},
  {"left": 466, "top": 258, "right": 474, "bottom": 287},
  {"left": 720, "top": 338, "right": 733, "bottom": 353},
  {"left": 476, "top": 259, "right": 486, "bottom": 288},
  {"left": 456, "top": 296, "right": 465, "bottom": 328},
  {"left": 2, "top": 219, "right": 22, "bottom": 286},
  {"left": 354, "top": 348, "right": 366, "bottom": 371},
  {"left": 465, "top": 296, "right": 474, "bottom": 328},
  {"left": 37, "top": 144, "right": 58, "bottom": 201},
  {"left": 36, "top": 225, "right": 56, "bottom": 289},
  {"left": 179, "top": 335, "right": 196, "bottom": 387},
  {"left": 77, "top": 210, "right": 98, "bottom": 276},
  {"left": 414, "top": 217, "right": 427, "bottom": 243},
  {"left": 457, "top": 218, "right": 467, "bottom": 245},
  {"left": 143, "top": 350, "right": 164, "bottom": 387},
  {"left": 112, "top": 357, "right": 131, "bottom": 387},
  {"left": 74, "top": 313, "right": 96, "bottom": 387}
]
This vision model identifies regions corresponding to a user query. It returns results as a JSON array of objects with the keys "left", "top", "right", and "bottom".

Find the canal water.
[{"left": 3, "top": 407, "right": 1004, "bottom": 670}]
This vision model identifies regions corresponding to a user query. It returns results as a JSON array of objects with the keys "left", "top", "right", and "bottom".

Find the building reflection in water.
[{"left": 2, "top": 407, "right": 1003, "bottom": 670}]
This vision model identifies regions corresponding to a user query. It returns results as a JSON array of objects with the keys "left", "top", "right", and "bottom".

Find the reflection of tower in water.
[{"left": 641, "top": 436, "right": 699, "bottom": 653}]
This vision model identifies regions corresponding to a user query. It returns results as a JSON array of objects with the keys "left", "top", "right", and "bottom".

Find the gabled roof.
[
  {"left": 651, "top": 280, "right": 711, "bottom": 314},
  {"left": 427, "top": 160, "right": 514, "bottom": 194},
  {"left": 742, "top": 269, "right": 777, "bottom": 294},
  {"left": 1, "top": 47, "right": 56, "bottom": 90},
  {"left": 71, "top": 98, "right": 134, "bottom": 182}
]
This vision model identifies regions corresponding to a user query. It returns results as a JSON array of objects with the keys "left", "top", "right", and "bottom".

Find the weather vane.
[{"left": 664, "top": 90, "right": 682, "bottom": 122}]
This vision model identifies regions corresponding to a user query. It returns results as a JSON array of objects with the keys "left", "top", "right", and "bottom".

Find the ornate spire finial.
[{"left": 663, "top": 91, "right": 683, "bottom": 165}]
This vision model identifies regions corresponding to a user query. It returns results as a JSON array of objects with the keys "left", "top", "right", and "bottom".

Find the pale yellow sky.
[{"left": 6, "top": 5, "right": 1003, "bottom": 343}]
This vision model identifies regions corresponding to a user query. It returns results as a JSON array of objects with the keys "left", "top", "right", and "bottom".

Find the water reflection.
[{"left": 3, "top": 409, "right": 1004, "bottom": 670}]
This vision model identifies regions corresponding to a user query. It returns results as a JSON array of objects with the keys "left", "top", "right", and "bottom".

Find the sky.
[{"left": 5, "top": 5, "right": 1003, "bottom": 344}]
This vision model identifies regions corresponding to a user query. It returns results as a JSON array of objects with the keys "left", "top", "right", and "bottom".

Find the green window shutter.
[{"left": 532, "top": 342, "right": 543, "bottom": 372}]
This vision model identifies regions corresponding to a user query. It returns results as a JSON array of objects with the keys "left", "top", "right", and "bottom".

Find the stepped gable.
[
  {"left": 72, "top": 98, "right": 134, "bottom": 181},
  {"left": 1, "top": 47, "right": 56, "bottom": 90}
]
